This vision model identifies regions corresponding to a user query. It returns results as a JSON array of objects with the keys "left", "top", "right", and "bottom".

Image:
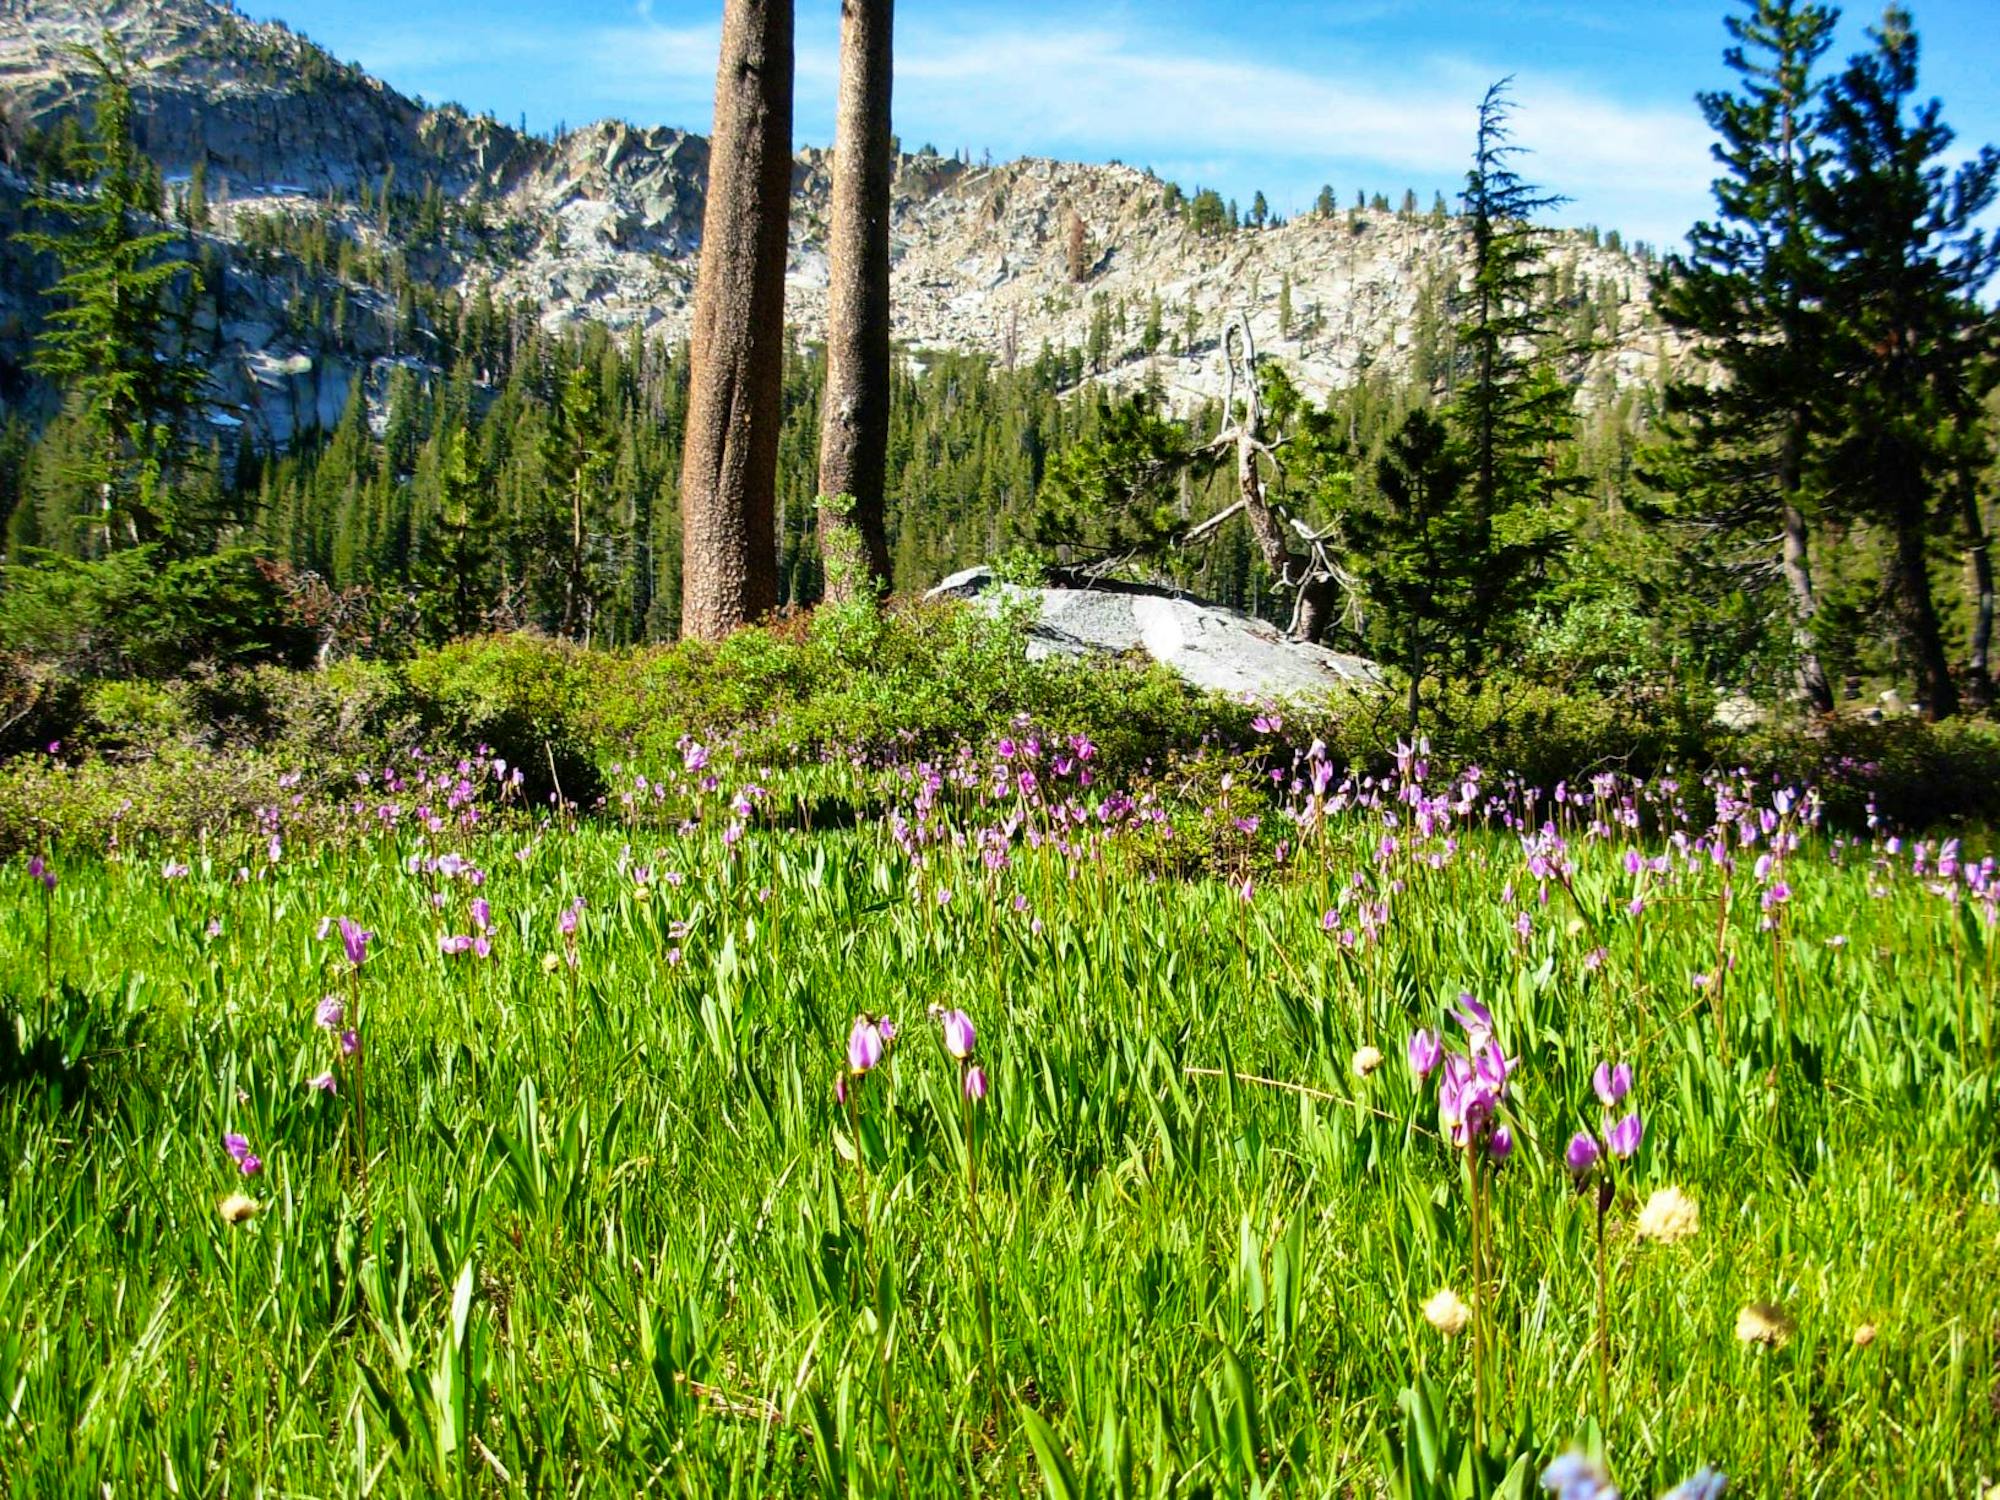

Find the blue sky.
[{"left": 235, "top": 0, "right": 2000, "bottom": 251}]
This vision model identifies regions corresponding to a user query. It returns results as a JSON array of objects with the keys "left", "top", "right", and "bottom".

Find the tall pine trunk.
[
  {"left": 815, "top": 0, "right": 894, "bottom": 600},
  {"left": 1774, "top": 82, "right": 1834, "bottom": 717},
  {"left": 1777, "top": 416, "right": 1834, "bottom": 712},
  {"left": 678, "top": 0, "right": 792, "bottom": 641},
  {"left": 1960, "top": 471, "right": 1994, "bottom": 709},
  {"left": 1887, "top": 476, "right": 1957, "bottom": 720}
]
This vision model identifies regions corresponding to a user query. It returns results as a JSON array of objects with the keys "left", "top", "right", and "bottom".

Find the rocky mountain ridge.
[{"left": 1, "top": 0, "right": 1680, "bottom": 446}]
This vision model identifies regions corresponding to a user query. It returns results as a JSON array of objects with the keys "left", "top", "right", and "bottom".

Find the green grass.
[{"left": 0, "top": 771, "right": 1995, "bottom": 1497}]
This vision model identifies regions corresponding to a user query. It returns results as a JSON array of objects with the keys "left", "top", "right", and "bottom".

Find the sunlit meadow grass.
[{"left": 1, "top": 741, "right": 1996, "bottom": 1496}]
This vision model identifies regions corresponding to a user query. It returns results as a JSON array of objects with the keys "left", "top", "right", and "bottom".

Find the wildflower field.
[{"left": 2, "top": 732, "right": 1996, "bottom": 1497}]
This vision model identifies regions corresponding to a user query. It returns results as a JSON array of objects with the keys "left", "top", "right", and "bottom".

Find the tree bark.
[
  {"left": 1778, "top": 417, "right": 1835, "bottom": 713},
  {"left": 1292, "top": 574, "right": 1341, "bottom": 646},
  {"left": 814, "top": 0, "right": 894, "bottom": 600},
  {"left": 1887, "top": 481, "right": 1957, "bottom": 720},
  {"left": 1779, "top": 502, "right": 1834, "bottom": 712},
  {"left": 678, "top": 0, "right": 792, "bottom": 641},
  {"left": 1960, "top": 471, "right": 1993, "bottom": 710},
  {"left": 1775, "top": 83, "right": 1835, "bottom": 717}
]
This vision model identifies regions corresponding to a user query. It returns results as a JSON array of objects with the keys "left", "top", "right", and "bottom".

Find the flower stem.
[
  {"left": 1469, "top": 1145, "right": 1485, "bottom": 1452},
  {"left": 1594, "top": 1187, "right": 1610, "bottom": 1429},
  {"left": 847, "top": 1083, "right": 868, "bottom": 1243},
  {"left": 40, "top": 880, "right": 53, "bottom": 996}
]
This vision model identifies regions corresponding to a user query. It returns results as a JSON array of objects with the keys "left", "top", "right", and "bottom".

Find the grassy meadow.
[{"left": 1, "top": 737, "right": 1996, "bottom": 1497}]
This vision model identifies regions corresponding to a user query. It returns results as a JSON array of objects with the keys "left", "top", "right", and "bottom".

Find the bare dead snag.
[{"left": 1183, "top": 315, "right": 1352, "bottom": 643}]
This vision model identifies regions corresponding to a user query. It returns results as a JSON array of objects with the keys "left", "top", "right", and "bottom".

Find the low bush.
[
  {"left": 11, "top": 594, "right": 2000, "bottom": 845},
  {"left": 402, "top": 635, "right": 604, "bottom": 807},
  {"left": 83, "top": 677, "right": 198, "bottom": 753},
  {"left": 0, "top": 546, "right": 314, "bottom": 679},
  {"left": 1734, "top": 713, "right": 2000, "bottom": 830},
  {"left": 584, "top": 595, "right": 1230, "bottom": 779}
]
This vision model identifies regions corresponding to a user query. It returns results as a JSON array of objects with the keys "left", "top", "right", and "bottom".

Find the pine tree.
[
  {"left": 414, "top": 427, "right": 496, "bottom": 641},
  {"left": 1065, "top": 208, "right": 1090, "bottom": 281},
  {"left": 1444, "top": 79, "right": 1573, "bottom": 668},
  {"left": 17, "top": 44, "right": 203, "bottom": 551},
  {"left": 181, "top": 159, "right": 211, "bottom": 233},
  {"left": 1086, "top": 296, "right": 1111, "bottom": 372},
  {"left": 540, "top": 366, "right": 615, "bottom": 639},
  {"left": 1808, "top": 7, "right": 1999, "bottom": 719},
  {"left": 1346, "top": 408, "right": 1476, "bottom": 726},
  {"left": 1653, "top": 0, "right": 1840, "bottom": 711}
]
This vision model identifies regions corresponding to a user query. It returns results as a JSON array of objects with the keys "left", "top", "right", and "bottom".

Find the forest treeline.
[{"left": 0, "top": 0, "right": 1995, "bottom": 723}]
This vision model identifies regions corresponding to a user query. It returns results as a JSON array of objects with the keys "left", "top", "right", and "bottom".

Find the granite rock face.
[
  {"left": 0, "top": 0, "right": 1683, "bottom": 447},
  {"left": 927, "top": 567, "right": 1381, "bottom": 703}
]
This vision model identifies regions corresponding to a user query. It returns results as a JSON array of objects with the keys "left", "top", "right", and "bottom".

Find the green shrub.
[
  {"left": 16, "top": 594, "right": 2000, "bottom": 842},
  {"left": 583, "top": 596, "right": 1233, "bottom": 779},
  {"left": 83, "top": 678, "right": 196, "bottom": 752},
  {"left": 0, "top": 649, "right": 83, "bottom": 760},
  {"left": 1288, "top": 675, "right": 1716, "bottom": 789},
  {"left": 0, "top": 745, "right": 305, "bottom": 855},
  {"left": 1733, "top": 714, "right": 2000, "bottom": 830},
  {"left": 0, "top": 547, "right": 314, "bottom": 679},
  {"left": 403, "top": 635, "right": 603, "bottom": 806},
  {"left": 250, "top": 658, "right": 417, "bottom": 772}
]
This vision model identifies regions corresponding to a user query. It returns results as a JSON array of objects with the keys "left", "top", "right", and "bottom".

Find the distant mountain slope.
[{"left": 0, "top": 0, "right": 1680, "bottom": 445}]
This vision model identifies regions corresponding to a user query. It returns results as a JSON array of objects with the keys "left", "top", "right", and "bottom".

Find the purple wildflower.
[
  {"left": 847, "top": 1017, "right": 885, "bottom": 1074},
  {"left": 1565, "top": 1131, "right": 1602, "bottom": 1176},
  {"left": 337, "top": 916, "right": 371, "bottom": 969},
  {"left": 1451, "top": 993, "right": 1494, "bottom": 1047},
  {"left": 1539, "top": 1451, "right": 1621, "bottom": 1500},
  {"left": 1659, "top": 1469, "right": 1727, "bottom": 1500},
  {"left": 1593, "top": 1061, "right": 1632, "bottom": 1108},
  {"left": 940, "top": 1009, "right": 977, "bottom": 1060},
  {"left": 1407, "top": 1029, "right": 1442, "bottom": 1080}
]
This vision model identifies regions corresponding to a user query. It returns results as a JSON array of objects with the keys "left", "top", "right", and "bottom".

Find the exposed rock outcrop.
[{"left": 928, "top": 566, "right": 1381, "bottom": 702}]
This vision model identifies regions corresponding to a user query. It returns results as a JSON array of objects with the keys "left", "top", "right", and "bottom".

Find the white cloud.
[
  {"left": 873, "top": 22, "right": 1711, "bottom": 240},
  {"left": 352, "top": 6, "right": 1718, "bottom": 246},
  {"left": 584, "top": 21, "right": 724, "bottom": 94}
]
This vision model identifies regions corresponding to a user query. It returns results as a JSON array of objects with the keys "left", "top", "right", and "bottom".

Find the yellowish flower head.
[
  {"left": 1636, "top": 1185, "right": 1700, "bottom": 1244},
  {"left": 1422, "top": 1288, "right": 1472, "bottom": 1338},
  {"left": 1735, "top": 1301, "right": 1795, "bottom": 1347}
]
